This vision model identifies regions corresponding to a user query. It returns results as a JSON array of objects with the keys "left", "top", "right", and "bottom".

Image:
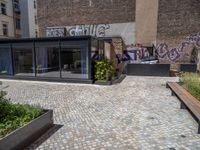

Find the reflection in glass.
[
  {"left": 0, "top": 47, "right": 13, "bottom": 75},
  {"left": 13, "top": 47, "right": 34, "bottom": 76},
  {"left": 36, "top": 47, "right": 60, "bottom": 78},
  {"left": 61, "top": 48, "right": 88, "bottom": 79}
]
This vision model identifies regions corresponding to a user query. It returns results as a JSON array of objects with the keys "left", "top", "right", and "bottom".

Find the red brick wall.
[
  {"left": 37, "top": 0, "right": 136, "bottom": 37},
  {"left": 156, "top": 0, "right": 200, "bottom": 63}
]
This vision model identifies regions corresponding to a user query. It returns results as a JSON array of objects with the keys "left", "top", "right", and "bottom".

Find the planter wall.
[
  {"left": 126, "top": 63, "right": 170, "bottom": 76},
  {"left": 0, "top": 110, "right": 53, "bottom": 150},
  {"left": 180, "top": 64, "right": 197, "bottom": 72},
  {"left": 95, "top": 75, "right": 126, "bottom": 85}
]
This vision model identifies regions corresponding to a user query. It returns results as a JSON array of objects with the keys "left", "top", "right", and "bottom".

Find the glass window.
[
  {"left": 34, "top": 0, "right": 37, "bottom": 9},
  {"left": 1, "top": 3, "right": 6, "bottom": 15},
  {"left": 91, "top": 38, "right": 99, "bottom": 60},
  {"left": 13, "top": 43, "right": 35, "bottom": 77},
  {"left": 35, "top": 42, "right": 60, "bottom": 78},
  {"left": 0, "top": 45, "right": 13, "bottom": 75},
  {"left": 14, "top": 0, "right": 20, "bottom": 12},
  {"left": 35, "top": 16, "right": 38, "bottom": 25},
  {"left": 61, "top": 41, "right": 88, "bottom": 79},
  {"left": 2, "top": 23, "right": 8, "bottom": 36},
  {"left": 15, "top": 18, "right": 21, "bottom": 29}
]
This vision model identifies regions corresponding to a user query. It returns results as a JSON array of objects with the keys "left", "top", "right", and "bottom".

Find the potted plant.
[{"left": 94, "top": 59, "right": 116, "bottom": 85}]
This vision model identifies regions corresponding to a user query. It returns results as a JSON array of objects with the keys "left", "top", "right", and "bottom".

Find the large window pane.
[
  {"left": 13, "top": 44, "right": 34, "bottom": 76},
  {"left": 0, "top": 46, "right": 13, "bottom": 75},
  {"left": 61, "top": 41, "right": 88, "bottom": 79},
  {"left": 35, "top": 42, "right": 60, "bottom": 78}
]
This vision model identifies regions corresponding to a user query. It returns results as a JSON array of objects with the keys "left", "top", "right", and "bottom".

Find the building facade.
[
  {"left": 0, "top": 0, "right": 15, "bottom": 38},
  {"left": 38, "top": 0, "right": 135, "bottom": 45},
  {"left": 20, "top": 0, "right": 38, "bottom": 38},
  {"left": 136, "top": 0, "right": 200, "bottom": 65},
  {"left": 0, "top": 0, "right": 22, "bottom": 38},
  {"left": 37, "top": 0, "right": 200, "bottom": 67}
]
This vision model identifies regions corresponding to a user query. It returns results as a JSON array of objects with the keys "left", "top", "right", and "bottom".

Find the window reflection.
[
  {"left": 35, "top": 43, "right": 60, "bottom": 78},
  {"left": 0, "top": 46, "right": 13, "bottom": 75},
  {"left": 13, "top": 46, "right": 34, "bottom": 76},
  {"left": 61, "top": 41, "right": 88, "bottom": 79}
]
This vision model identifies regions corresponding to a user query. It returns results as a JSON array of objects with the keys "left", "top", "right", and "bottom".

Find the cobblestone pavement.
[{"left": 1, "top": 76, "right": 200, "bottom": 150}]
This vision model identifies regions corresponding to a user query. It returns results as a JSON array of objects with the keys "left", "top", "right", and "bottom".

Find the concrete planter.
[
  {"left": 180, "top": 64, "right": 197, "bottom": 72},
  {"left": 126, "top": 63, "right": 170, "bottom": 76},
  {"left": 95, "top": 75, "right": 126, "bottom": 85},
  {"left": 0, "top": 110, "right": 53, "bottom": 150}
]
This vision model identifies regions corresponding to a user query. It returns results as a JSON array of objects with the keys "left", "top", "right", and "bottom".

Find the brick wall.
[
  {"left": 37, "top": 0, "right": 135, "bottom": 37},
  {"left": 156, "top": 0, "right": 200, "bottom": 63}
]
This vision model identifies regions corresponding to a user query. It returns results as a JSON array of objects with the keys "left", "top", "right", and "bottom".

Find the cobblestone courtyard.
[{"left": 1, "top": 76, "right": 200, "bottom": 150}]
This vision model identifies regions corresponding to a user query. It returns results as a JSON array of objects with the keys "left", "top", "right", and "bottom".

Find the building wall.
[
  {"left": 20, "top": 0, "right": 38, "bottom": 38},
  {"left": 0, "top": 0, "right": 15, "bottom": 38},
  {"left": 156, "top": 0, "right": 200, "bottom": 63},
  {"left": 135, "top": 0, "right": 158, "bottom": 46},
  {"left": 198, "top": 49, "right": 200, "bottom": 72},
  {"left": 37, "top": 0, "right": 136, "bottom": 42}
]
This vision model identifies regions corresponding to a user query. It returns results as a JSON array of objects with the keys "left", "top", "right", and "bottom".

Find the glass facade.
[
  {"left": 0, "top": 45, "right": 13, "bottom": 75},
  {"left": 61, "top": 41, "right": 88, "bottom": 79},
  {"left": 13, "top": 43, "right": 35, "bottom": 77},
  {"left": 0, "top": 37, "right": 96, "bottom": 81},
  {"left": 35, "top": 42, "right": 60, "bottom": 78}
]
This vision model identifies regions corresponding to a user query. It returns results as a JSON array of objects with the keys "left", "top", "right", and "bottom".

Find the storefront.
[{"left": 0, "top": 36, "right": 99, "bottom": 83}]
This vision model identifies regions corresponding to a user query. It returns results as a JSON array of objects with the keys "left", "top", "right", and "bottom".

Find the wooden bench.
[{"left": 166, "top": 82, "right": 200, "bottom": 134}]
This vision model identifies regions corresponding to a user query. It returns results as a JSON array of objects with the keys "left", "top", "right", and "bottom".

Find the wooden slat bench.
[{"left": 166, "top": 82, "right": 200, "bottom": 134}]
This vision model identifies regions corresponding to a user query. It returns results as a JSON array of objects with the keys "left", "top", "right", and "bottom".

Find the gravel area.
[{"left": 1, "top": 76, "right": 200, "bottom": 150}]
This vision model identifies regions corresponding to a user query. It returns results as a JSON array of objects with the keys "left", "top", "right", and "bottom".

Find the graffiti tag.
[
  {"left": 46, "top": 27, "right": 66, "bottom": 37},
  {"left": 68, "top": 24, "right": 110, "bottom": 37},
  {"left": 156, "top": 33, "right": 200, "bottom": 61}
]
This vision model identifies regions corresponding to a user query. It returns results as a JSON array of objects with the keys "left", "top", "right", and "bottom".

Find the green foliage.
[
  {"left": 0, "top": 82, "right": 43, "bottom": 138},
  {"left": 95, "top": 59, "right": 116, "bottom": 81},
  {"left": 180, "top": 73, "right": 200, "bottom": 100}
]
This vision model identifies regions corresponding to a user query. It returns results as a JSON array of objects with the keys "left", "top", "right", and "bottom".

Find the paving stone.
[{"left": 1, "top": 76, "right": 200, "bottom": 150}]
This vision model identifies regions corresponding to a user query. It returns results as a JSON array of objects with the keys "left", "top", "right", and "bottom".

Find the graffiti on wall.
[
  {"left": 68, "top": 24, "right": 110, "bottom": 37},
  {"left": 47, "top": 22, "right": 135, "bottom": 45},
  {"left": 122, "top": 44, "right": 149, "bottom": 62},
  {"left": 115, "top": 43, "right": 150, "bottom": 63},
  {"left": 156, "top": 33, "right": 200, "bottom": 61},
  {"left": 46, "top": 27, "right": 66, "bottom": 37}
]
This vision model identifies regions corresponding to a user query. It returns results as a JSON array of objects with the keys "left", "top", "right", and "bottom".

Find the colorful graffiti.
[
  {"left": 68, "top": 24, "right": 110, "bottom": 37},
  {"left": 116, "top": 43, "right": 150, "bottom": 63},
  {"left": 46, "top": 27, "right": 66, "bottom": 37},
  {"left": 156, "top": 33, "right": 200, "bottom": 61}
]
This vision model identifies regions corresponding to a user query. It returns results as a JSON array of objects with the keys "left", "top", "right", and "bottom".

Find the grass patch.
[
  {"left": 180, "top": 72, "right": 200, "bottom": 101},
  {"left": 0, "top": 86, "right": 43, "bottom": 138}
]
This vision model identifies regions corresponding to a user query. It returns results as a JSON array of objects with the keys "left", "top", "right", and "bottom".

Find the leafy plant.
[
  {"left": 180, "top": 73, "right": 200, "bottom": 100},
  {"left": 0, "top": 82, "right": 43, "bottom": 138},
  {"left": 95, "top": 59, "right": 116, "bottom": 81}
]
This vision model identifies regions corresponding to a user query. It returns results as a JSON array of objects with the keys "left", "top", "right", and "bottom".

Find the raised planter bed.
[
  {"left": 0, "top": 109, "right": 53, "bottom": 150},
  {"left": 180, "top": 63, "right": 197, "bottom": 72},
  {"left": 94, "top": 75, "right": 126, "bottom": 85},
  {"left": 166, "top": 82, "right": 200, "bottom": 134},
  {"left": 126, "top": 63, "right": 170, "bottom": 76}
]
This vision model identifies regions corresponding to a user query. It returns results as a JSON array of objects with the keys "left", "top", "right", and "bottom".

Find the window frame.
[
  {"left": 2, "top": 22, "right": 8, "bottom": 36},
  {"left": 1, "top": 2, "right": 7, "bottom": 15}
]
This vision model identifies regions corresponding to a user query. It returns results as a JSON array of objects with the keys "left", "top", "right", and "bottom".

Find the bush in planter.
[
  {"left": 0, "top": 82, "right": 43, "bottom": 138},
  {"left": 180, "top": 72, "right": 200, "bottom": 100},
  {"left": 95, "top": 59, "right": 116, "bottom": 81}
]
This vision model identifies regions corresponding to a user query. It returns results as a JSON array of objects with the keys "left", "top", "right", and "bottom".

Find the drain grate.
[{"left": 181, "top": 135, "right": 186, "bottom": 138}]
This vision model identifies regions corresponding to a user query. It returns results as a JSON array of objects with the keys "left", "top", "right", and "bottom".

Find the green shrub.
[
  {"left": 95, "top": 59, "right": 116, "bottom": 81},
  {"left": 0, "top": 82, "right": 43, "bottom": 138},
  {"left": 180, "top": 73, "right": 200, "bottom": 100}
]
